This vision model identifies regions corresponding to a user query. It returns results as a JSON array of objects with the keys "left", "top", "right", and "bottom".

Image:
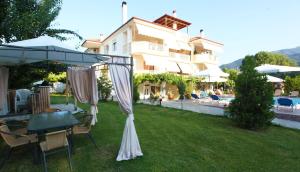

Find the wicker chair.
[
  {"left": 40, "top": 130, "right": 72, "bottom": 172},
  {"left": 73, "top": 114, "right": 99, "bottom": 150},
  {"left": 0, "top": 125, "right": 37, "bottom": 168}
]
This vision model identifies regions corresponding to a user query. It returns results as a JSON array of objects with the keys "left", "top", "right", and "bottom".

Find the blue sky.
[{"left": 54, "top": 0, "right": 300, "bottom": 64}]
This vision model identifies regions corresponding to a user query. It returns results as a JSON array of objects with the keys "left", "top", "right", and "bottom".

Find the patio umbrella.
[
  {"left": 266, "top": 75, "right": 284, "bottom": 83},
  {"left": 194, "top": 65, "right": 229, "bottom": 82},
  {"left": 255, "top": 64, "right": 300, "bottom": 73},
  {"left": 0, "top": 36, "right": 108, "bottom": 66}
]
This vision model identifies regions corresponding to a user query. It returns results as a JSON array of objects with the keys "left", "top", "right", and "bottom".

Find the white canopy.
[
  {"left": 0, "top": 36, "right": 142, "bottom": 161},
  {"left": 266, "top": 75, "right": 284, "bottom": 83},
  {"left": 194, "top": 64, "right": 229, "bottom": 77},
  {"left": 0, "top": 36, "right": 107, "bottom": 66},
  {"left": 202, "top": 76, "right": 227, "bottom": 83},
  {"left": 255, "top": 64, "right": 300, "bottom": 73},
  {"left": 109, "top": 58, "right": 143, "bottom": 161},
  {"left": 194, "top": 64, "right": 228, "bottom": 82}
]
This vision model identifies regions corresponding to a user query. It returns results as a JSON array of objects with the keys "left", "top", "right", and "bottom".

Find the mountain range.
[{"left": 220, "top": 46, "right": 300, "bottom": 69}]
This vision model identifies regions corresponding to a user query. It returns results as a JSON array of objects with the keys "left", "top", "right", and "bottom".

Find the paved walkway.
[{"left": 155, "top": 100, "right": 300, "bottom": 130}]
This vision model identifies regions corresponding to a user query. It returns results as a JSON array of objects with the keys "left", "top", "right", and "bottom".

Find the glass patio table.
[
  {"left": 27, "top": 111, "right": 79, "bottom": 132},
  {"left": 27, "top": 111, "right": 79, "bottom": 164}
]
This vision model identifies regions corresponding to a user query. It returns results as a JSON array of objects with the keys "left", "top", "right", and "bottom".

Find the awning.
[
  {"left": 142, "top": 54, "right": 180, "bottom": 73},
  {"left": 177, "top": 63, "right": 193, "bottom": 74},
  {"left": 0, "top": 36, "right": 108, "bottom": 66},
  {"left": 202, "top": 76, "right": 227, "bottom": 83},
  {"left": 194, "top": 64, "right": 229, "bottom": 77},
  {"left": 266, "top": 75, "right": 284, "bottom": 83},
  {"left": 135, "top": 24, "right": 166, "bottom": 40},
  {"left": 165, "top": 61, "right": 180, "bottom": 73},
  {"left": 142, "top": 54, "right": 164, "bottom": 66},
  {"left": 255, "top": 64, "right": 300, "bottom": 73}
]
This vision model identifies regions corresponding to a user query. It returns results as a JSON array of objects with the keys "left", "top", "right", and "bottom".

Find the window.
[
  {"left": 105, "top": 45, "right": 109, "bottom": 54},
  {"left": 113, "top": 42, "right": 117, "bottom": 51},
  {"left": 143, "top": 62, "right": 154, "bottom": 70}
]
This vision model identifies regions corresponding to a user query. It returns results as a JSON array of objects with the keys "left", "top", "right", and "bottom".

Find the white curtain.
[
  {"left": 0, "top": 67, "right": 9, "bottom": 116},
  {"left": 109, "top": 59, "right": 143, "bottom": 161},
  {"left": 67, "top": 67, "right": 99, "bottom": 125}
]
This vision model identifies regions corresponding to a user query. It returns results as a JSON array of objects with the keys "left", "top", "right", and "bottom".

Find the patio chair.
[
  {"left": 276, "top": 98, "right": 295, "bottom": 112},
  {"left": 39, "top": 130, "right": 72, "bottom": 172},
  {"left": 15, "top": 89, "right": 32, "bottom": 113},
  {"left": 0, "top": 125, "right": 37, "bottom": 169},
  {"left": 73, "top": 114, "right": 99, "bottom": 150},
  {"left": 210, "top": 95, "right": 220, "bottom": 101},
  {"left": 290, "top": 91, "right": 299, "bottom": 97}
]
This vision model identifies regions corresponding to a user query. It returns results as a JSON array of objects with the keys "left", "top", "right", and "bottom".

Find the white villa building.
[{"left": 82, "top": 2, "right": 225, "bottom": 100}]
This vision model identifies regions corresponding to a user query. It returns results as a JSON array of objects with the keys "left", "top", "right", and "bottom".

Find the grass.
[{"left": 1, "top": 95, "right": 300, "bottom": 171}]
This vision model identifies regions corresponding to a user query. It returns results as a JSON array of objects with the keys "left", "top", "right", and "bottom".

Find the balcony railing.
[
  {"left": 169, "top": 52, "right": 191, "bottom": 62},
  {"left": 193, "top": 53, "right": 217, "bottom": 64},
  {"left": 131, "top": 41, "right": 166, "bottom": 53}
]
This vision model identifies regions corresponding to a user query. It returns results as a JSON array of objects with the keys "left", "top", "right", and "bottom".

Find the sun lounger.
[
  {"left": 191, "top": 93, "right": 200, "bottom": 99},
  {"left": 276, "top": 98, "right": 295, "bottom": 112}
]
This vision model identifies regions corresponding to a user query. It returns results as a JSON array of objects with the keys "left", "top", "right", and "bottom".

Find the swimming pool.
[{"left": 219, "top": 96, "right": 300, "bottom": 105}]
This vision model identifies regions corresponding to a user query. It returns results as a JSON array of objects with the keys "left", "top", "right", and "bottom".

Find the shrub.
[
  {"left": 177, "top": 79, "right": 186, "bottom": 100},
  {"left": 284, "top": 75, "right": 300, "bottom": 94},
  {"left": 97, "top": 74, "right": 112, "bottom": 101},
  {"left": 45, "top": 72, "right": 66, "bottom": 83},
  {"left": 185, "top": 82, "right": 193, "bottom": 99},
  {"left": 228, "top": 57, "right": 274, "bottom": 130},
  {"left": 133, "top": 79, "right": 140, "bottom": 103}
]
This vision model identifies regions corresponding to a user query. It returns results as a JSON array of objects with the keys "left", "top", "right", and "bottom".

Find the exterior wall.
[
  {"left": 100, "top": 26, "right": 133, "bottom": 56},
  {"left": 86, "top": 18, "right": 223, "bottom": 100}
]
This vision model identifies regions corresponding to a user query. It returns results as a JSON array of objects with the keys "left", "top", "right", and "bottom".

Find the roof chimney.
[
  {"left": 200, "top": 29, "right": 204, "bottom": 37},
  {"left": 122, "top": 1, "right": 128, "bottom": 24},
  {"left": 172, "top": 10, "right": 177, "bottom": 30},
  {"left": 99, "top": 34, "right": 104, "bottom": 42}
]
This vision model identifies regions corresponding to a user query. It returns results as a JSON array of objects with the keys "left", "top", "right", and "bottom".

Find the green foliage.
[
  {"left": 185, "top": 82, "right": 194, "bottom": 99},
  {"left": 250, "top": 51, "right": 297, "bottom": 67},
  {"left": 97, "top": 74, "right": 112, "bottom": 101},
  {"left": 177, "top": 79, "right": 186, "bottom": 100},
  {"left": 134, "top": 73, "right": 200, "bottom": 86},
  {"left": 284, "top": 75, "right": 300, "bottom": 94},
  {"left": 223, "top": 68, "right": 239, "bottom": 90},
  {"left": 228, "top": 56, "right": 274, "bottom": 130},
  {"left": 133, "top": 77, "right": 140, "bottom": 103},
  {"left": 45, "top": 72, "right": 66, "bottom": 83},
  {"left": 0, "top": 0, "right": 81, "bottom": 43},
  {"left": 8, "top": 61, "right": 66, "bottom": 89}
]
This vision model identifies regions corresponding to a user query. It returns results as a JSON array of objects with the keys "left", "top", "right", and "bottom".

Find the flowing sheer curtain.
[
  {"left": 0, "top": 67, "right": 9, "bottom": 116},
  {"left": 109, "top": 59, "right": 143, "bottom": 161},
  {"left": 67, "top": 67, "right": 99, "bottom": 125}
]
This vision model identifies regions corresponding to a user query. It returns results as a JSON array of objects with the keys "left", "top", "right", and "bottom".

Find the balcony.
[
  {"left": 169, "top": 52, "right": 190, "bottom": 62},
  {"left": 193, "top": 53, "right": 218, "bottom": 64},
  {"left": 131, "top": 41, "right": 166, "bottom": 55}
]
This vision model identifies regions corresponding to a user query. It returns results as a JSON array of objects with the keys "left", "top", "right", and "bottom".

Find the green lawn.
[{"left": 1, "top": 95, "right": 300, "bottom": 172}]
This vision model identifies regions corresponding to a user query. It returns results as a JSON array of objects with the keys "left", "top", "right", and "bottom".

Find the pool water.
[{"left": 219, "top": 96, "right": 300, "bottom": 105}]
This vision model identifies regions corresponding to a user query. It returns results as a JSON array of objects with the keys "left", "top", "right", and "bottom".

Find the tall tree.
[
  {"left": 254, "top": 51, "right": 297, "bottom": 67},
  {"left": 0, "top": 0, "right": 82, "bottom": 43},
  {"left": 228, "top": 56, "right": 274, "bottom": 130}
]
